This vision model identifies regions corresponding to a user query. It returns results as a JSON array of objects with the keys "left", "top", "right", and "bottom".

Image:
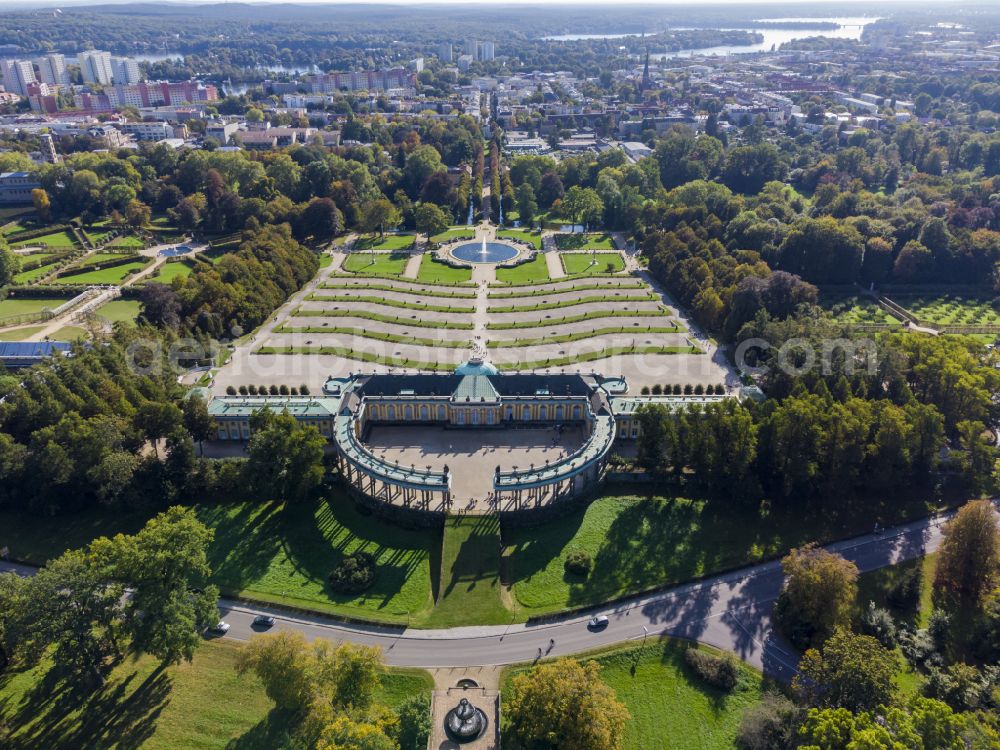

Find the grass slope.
[
  {"left": 0, "top": 496, "right": 437, "bottom": 626},
  {"left": 426, "top": 515, "right": 510, "bottom": 628},
  {"left": 506, "top": 491, "right": 940, "bottom": 616},
  {"left": 96, "top": 299, "right": 143, "bottom": 323}
]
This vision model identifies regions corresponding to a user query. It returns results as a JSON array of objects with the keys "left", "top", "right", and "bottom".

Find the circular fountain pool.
[{"left": 451, "top": 241, "right": 519, "bottom": 264}]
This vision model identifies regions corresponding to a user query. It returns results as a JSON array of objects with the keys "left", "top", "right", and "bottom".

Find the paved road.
[{"left": 3, "top": 506, "right": 971, "bottom": 681}]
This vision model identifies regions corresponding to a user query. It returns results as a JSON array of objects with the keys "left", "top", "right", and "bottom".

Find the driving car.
[
  {"left": 587, "top": 615, "right": 609, "bottom": 631},
  {"left": 253, "top": 615, "right": 276, "bottom": 628}
]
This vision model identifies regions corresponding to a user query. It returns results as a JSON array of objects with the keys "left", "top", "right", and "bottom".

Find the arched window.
[
  {"left": 387, "top": 405, "right": 396, "bottom": 420},
  {"left": 539, "top": 405, "right": 547, "bottom": 420},
  {"left": 404, "top": 405, "right": 413, "bottom": 420},
  {"left": 472, "top": 410, "right": 480, "bottom": 425},
  {"left": 556, "top": 405, "right": 564, "bottom": 421},
  {"left": 456, "top": 410, "right": 465, "bottom": 425},
  {"left": 505, "top": 407, "right": 514, "bottom": 421},
  {"left": 438, "top": 405, "right": 447, "bottom": 420},
  {"left": 522, "top": 406, "right": 531, "bottom": 421},
  {"left": 573, "top": 405, "right": 581, "bottom": 420},
  {"left": 486, "top": 410, "right": 495, "bottom": 425},
  {"left": 420, "top": 405, "right": 429, "bottom": 420}
]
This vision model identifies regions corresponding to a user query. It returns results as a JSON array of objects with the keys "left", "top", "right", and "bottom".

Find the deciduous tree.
[{"left": 934, "top": 499, "right": 1000, "bottom": 607}]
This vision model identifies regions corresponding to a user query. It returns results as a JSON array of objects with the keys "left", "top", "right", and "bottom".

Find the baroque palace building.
[{"left": 205, "top": 356, "right": 734, "bottom": 516}]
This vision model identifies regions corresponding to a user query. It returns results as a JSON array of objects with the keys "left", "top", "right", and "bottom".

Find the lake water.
[{"left": 543, "top": 16, "right": 881, "bottom": 58}]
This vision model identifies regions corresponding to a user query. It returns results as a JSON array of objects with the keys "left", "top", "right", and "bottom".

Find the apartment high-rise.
[
  {"left": 437, "top": 42, "right": 453, "bottom": 63},
  {"left": 480, "top": 41, "right": 495, "bottom": 61},
  {"left": 0, "top": 59, "right": 36, "bottom": 96},
  {"left": 36, "top": 53, "right": 70, "bottom": 87},
  {"left": 111, "top": 56, "right": 142, "bottom": 84},
  {"left": 79, "top": 50, "right": 113, "bottom": 85},
  {"left": 465, "top": 39, "right": 479, "bottom": 60}
]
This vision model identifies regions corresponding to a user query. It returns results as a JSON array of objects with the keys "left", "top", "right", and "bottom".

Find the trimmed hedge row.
[
  {"left": 307, "top": 294, "right": 475, "bottom": 314},
  {"left": 488, "top": 292, "right": 657, "bottom": 313},
  {"left": 291, "top": 308, "right": 476, "bottom": 330},
  {"left": 488, "top": 308, "right": 674, "bottom": 330},
  {"left": 321, "top": 282, "right": 477, "bottom": 299}
]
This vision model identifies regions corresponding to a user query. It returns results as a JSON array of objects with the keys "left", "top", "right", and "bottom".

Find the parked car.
[
  {"left": 253, "top": 615, "right": 276, "bottom": 628},
  {"left": 587, "top": 615, "right": 609, "bottom": 631},
  {"left": 208, "top": 620, "right": 230, "bottom": 634}
]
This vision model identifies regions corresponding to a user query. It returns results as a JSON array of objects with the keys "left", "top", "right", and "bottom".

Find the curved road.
[{"left": 4, "top": 506, "right": 976, "bottom": 682}]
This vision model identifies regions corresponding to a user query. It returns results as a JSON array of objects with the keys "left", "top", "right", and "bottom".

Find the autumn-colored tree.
[
  {"left": 793, "top": 629, "right": 898, "bottom": 712},
  {"left": 31, "top": 187, "right": 51, "bottom": 221},
  {"left": 505, "top": 658, "right": 629, "bottom": 750},
  {"left": 934, "top": 499, "right": 1000, "bottom": 607},
  {"left": 776, "top": 545, "right": 858, "bottom": 648}
]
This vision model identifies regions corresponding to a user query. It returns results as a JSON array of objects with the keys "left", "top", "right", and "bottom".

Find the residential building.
[
  {"left": 205, "top": 121, "right": 240, "bottom": 143},
  {"left": 304, "top": 68, "right": 415, "bottom": 93},
  {"left": 0, "top": 171, "right": 41, "bottom": 205},
  {"left": 111, "top": 56, "right": 142, "bottom": 85},
  {"left": 36, "top": 54, "right": 70, "bottom": 87},
  {"left": 465, "top": 39, "right": 480, "bottom": 60},
  {"left": 480, "top": 42, "right": 495, "bottom": 62},
  {"left": 237, "top": 127, "right": 316, "bottom": 149},
  {"left": 79, "top": 50, "right": 114, "bottom": 85},
  {"left": 438, "top": 42, "right": 453, "bottom": 63},
  {"left": 410, "top": 58, "right": 424, "bottom": 73},
  {"left": 121, "top": 121, "right": 173, "bottom": 141},
  {"left": 0, "top": 59, "right": 36, "bottom": 96}
]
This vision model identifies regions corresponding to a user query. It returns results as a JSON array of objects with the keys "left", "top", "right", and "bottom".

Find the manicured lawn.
[
  {"left": 821, "top": 293, "right": 902, "bottom": 327},
  {"left": 319, "top": 253, "right": 334, "bottom": 269},
  {"left": 891, "top": 293, "right": 1000, "bottom": 327},
  {"left": 426, "top": 515, "right": 510, "bottom": 628},
  {"left": 502, "top": 640, "right": 764, "bottom": 750},
  {"left": 12, "top": 261, "right": 61, "bottom": 284},
  {"left": 415, "top": 255, "right": 473, "bottom": 284},
  {"left": 561, "top": 251, "right": 625, "bottom": 276},
  {"left": 51, "top": 260, "right": 150, "bottom": 285},
  {"left": 144, "top": 260, "right": 195, "bottom": 285},
  {"left": 430, "top": 227, "right": 475, "bottom": 244},
  {"left": 497, "top": 229, "right": 543, "bottom": 250},
  {"left": 106, "top": 235, "right": 147, "bottom": 249},
  {"left": 505, "top": 491, "right": 941, "bottom": 616},
  {"left": 555, "top": 233, "right": 616, "bottom": 251},
  {"left": 10, "top": 230, "right": 77, "bottom": 249},
  {"left": 0, "top": 297, "right": 66, "bottom": 320},
  {"left": 0, "top": 495, "right": 438, "bottom": 626},
  {"left": 96, "top": 299, "right": 143, "bottom": 323},
  {"left": 0, "top": 325, "right": 45, "bottom": 341},
  {"left": 342, "top": 251, "right": 410, "bottom": 276},
  {"left": 353, "top": 234, "right": 415, "bottom": 252},
  {"left": 2, "top": 218, "right": 34, "bottom": 235},
  {"left": 0, "top": 638, "right": 431, "bottom": 750},
  {"left": 494, "top": 253, "right": 550, "bottom": 284},
  {"left": 80, "top": 252, "right": 138, "bottom": 267}
]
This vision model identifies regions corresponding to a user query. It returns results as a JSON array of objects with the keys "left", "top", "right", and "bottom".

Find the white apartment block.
[
  {"left": 80, "top": 50, "right": 114, "bottom": 85},
  {"left": 111, "top": 56, "right": 142, "bottom": 85},
  {"left": 36, "top": 54, "right": 70, "bottom": 87},
  {"left": 1, "top": 59, "right": 36, "bottom": 96},
  {"left": 480, "top": 42, "right": 495, "bottom": 61}
]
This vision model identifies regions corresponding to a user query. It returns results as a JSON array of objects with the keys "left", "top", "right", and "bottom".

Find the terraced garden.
[
  {"left": 237, "top": 247, "right": 715, "bottom": 391},
  {"left": 889, "top": 293, "right": 1000, "bottom": 327},
  {"left": 10, "top": 229, "right": 78, "bottom": 250},
  {"left": 820, "top": 292, "right": 902, "bottom": 327},
  {"left": 416, "top": 255, "right": 473, "bottom": 283}
]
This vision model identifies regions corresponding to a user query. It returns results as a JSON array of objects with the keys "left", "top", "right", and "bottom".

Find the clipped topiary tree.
[
  {"left": 694, "top": 384, "right": 705, "bottom": 395},
  {"left": 300, "top": 384, "right": 310, "bottom": 395},
  {"left": 247, "top": 384, "right": 258, "bottom": 395},
  {"left": 227, "top": 385, "right": 237, "bottom": 395},
  {"left": 279, "top": 384, "right": 290, "bottom": 396}
]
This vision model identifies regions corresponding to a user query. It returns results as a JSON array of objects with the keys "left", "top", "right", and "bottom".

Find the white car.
[
  {"left": 209, "top": 620, "right": 231, "bottom": 634},
  {"left": 588, "top": 615, "right": 609, "bottom": 631}
]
